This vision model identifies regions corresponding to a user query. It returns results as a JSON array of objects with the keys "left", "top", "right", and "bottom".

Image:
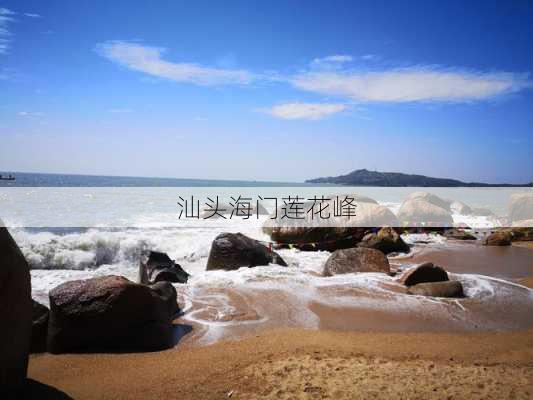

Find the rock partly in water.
[
  {"left": 397, "top": 199, "right": 453, "bottom": 227},
  {"left": 483, "top": 231, "right": 512, "bottom": 246},
  {"left": 443, "top": 229, "right": 477, "bottom": 241},
  {"left": 508, "top": 193, "right": 533, "bottom": 223},
  {"left": 47, "top": 275, "right": 179, "bottom": 354},
  {"left": 323, "top": 247, "right": 390, "bottom": 276},
  {"left": 407, "top": 281, "right": 464, "bottom": 298},
  {"left": 357, "top": 227, "right": 410, "bottom": 254},
  {"left": 206, "top": 232, "right": 287, "bottom": 271},
  {"left": 31, "top": 300, "right": 49, "bottom": 353},
  {"left": 139, "top": 251, "right": 189, "bottom": 284},
  {"left": 0, "top": 225, "right": 32, "bottom": 392},
  {"left": 399, "top": 262, "right": 449, "bottom": 286}
]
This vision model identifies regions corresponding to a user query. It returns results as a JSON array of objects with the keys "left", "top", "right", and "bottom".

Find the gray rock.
[{"left": 323, "top": 247, "right": 390, "bottom": 276}]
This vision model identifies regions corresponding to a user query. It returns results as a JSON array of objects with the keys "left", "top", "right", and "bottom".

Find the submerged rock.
[
  {"left": 483, "top": 231, "right": 512, "bottom": 246},
  {"left": 399, "top": 262, "right": 449, "bottom": 286},
  {"left": 444, "top": 229, "right": 477, "bottom": 241},
  {"left": 357, "top": 227, "right": 410, "bottom": 254},
  {"left": 407, "top": 281, "right": 464, "bottom": 298},
  {"left": 0, "top": 225, "right": 32, "bottom": 392},
  {"left": 206, "top": 232, "right": 287, "bottom": 271},
  {"left": 139, "top": 250, "right": 189, "bottom": 284},
  {"left": 47, "top": 275, "right": 179, "bottom": 353},
  {"left": 31, "top": 300, "right": 49, "bottom": 353},
  {"left": 323, "top": 247, "right": 390, "bottom": 276}
]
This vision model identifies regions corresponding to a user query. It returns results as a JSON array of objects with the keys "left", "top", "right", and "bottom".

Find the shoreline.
[{"left": 28, "top": 328, "right": 533, "bottom": 399}]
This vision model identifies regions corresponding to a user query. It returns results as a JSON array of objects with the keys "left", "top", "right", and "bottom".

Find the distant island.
[{"left": 306, "top": 169, "right": 533, "bottom": 187}]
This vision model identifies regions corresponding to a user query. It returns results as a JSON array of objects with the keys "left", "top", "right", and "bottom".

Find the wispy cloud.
[
  {"left": 311, "top": 55, "right": 353, "bottom": 70},
  {"left": 18, "top": 111, "right": 45, "bottom": 117},
  {"left": 0, "top": 7, "right": 15, "bottom": 54},
  {"left": 96, "top": 41, "right": 253, "bottom": 86},
  {"left": 24, "top": 13, "right": 42, "bottom": 18},
  {"left": 108, "top": 108, "right": 132, "bottom": 113},
  {"left": 259, "top": 102, "right": 347, "bottom": 120},
  {"left": 291, "top": 67, "right": 531, "bottom": 103}
]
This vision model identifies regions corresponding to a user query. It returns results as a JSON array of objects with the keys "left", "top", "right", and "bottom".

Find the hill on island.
[{"left": 306, "top": 169, "right": 533, "bottom": 187}]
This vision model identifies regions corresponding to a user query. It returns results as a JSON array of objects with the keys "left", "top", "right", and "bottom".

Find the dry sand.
[{"left": 28, "top": 329, "right": 533, "bottom": 400}]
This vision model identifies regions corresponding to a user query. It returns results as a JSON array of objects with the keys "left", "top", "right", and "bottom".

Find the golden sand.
[{"left": 28, "top": 328, "right": 533, "bottom": 400}]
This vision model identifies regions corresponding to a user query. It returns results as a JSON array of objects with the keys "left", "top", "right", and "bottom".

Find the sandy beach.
[{"left": 28, "top": 328, "right": 533, "bottom": 400}]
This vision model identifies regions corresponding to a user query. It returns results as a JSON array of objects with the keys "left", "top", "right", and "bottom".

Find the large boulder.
[
  {"left": 397, "top": 199, "right": 453, "bottom": 227},
  {"left": 399, "top": 262, "right": 449, "bottom": 286},
  {"left": 0, "top": 226, "right": 32, "bottom": 393},
  {"left": 357, "top": 227, "right": 410, "bottom": 254},
  {"left": 206, "top": 232, "right": 287, "bottom": 271},
  {"left": 404, "top": 192, "right": 451, "bottom": 211},
  {"left": 263, "top": 195, "right": 398, "bottom": 251},
  {"left": 139, "top": 251, "right": 189, "bottom": 284},
  {"left": 47, "top": 275, "right": 179, "bottom": 353},
  {"left": 407, "top": 281, "right": 464, "bottom": 298},
  {"left": 482, "top": 231, "right": 512, "bottom": 246},
  {"left": 30, "top": 300, "right": 49, "bottom": 353},
  {"left": 323, "top": 247, "right": 390, "bottom": 276},
  {"left": 508, "top": 193, "right": 533, "bottom": 223}
]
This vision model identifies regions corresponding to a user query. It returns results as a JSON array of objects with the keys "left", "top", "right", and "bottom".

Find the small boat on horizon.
[{"left": 0, "top": 174, "right": 16, "bottom": 181}]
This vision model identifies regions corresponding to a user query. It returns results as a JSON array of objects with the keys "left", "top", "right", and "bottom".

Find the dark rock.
[
  {"left": 206, "top": 232, "right": 286, "bottom": 271},
  {"left": 30, "top": 300, "right": 49, "bottom": 353},
  {"left": 399, "top": 262, "right": 449, "bottom": 286},
  {"left": 358, "top": 227, "right": 410, "bottom": 254},
  {"left": 323, "top": 247, "right": 390, "bottom": 276},
  {"left": 407, "top": 281, "right": 464, "bottom": 298},
  {"left": 139, "top": 251, "right": 189, "bottom": 284},
  {"left": 444, "top": 229, "right": 477, "bottom": 240},
  {"left": 47, "top": 275, "right": 179, "bottom": 353},
  {"left": 482, "top": 231, "right": 512, "bottom": 246},
  {"left": 0, "top": 226, "right": 32, "bottom": 392}
]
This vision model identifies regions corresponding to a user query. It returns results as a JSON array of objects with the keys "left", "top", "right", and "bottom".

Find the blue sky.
[{"left": 1, "top": 0, "right": 532, "bottom": 183}]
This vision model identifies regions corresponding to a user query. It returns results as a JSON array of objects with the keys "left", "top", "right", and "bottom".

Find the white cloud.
[
  {"left": 291, "top": 68, "right": 531, "bottom": 103},
  {"left": 0, "top": 7, "right": 15, "bottom": 54},
  {"left": 260, "top": 102, "right": 347, "bottom": 120},
  {"left": 108, "top": 108, "right": 132, "bottom": 113},
  {"left": 311, "top": 55, "right": 353, "bottom": 70},
  {"left": 24, "top": 13, "right": 42, "bottom": 18},
  {"left": 96, "top": 41, "right": 253, "bottom": 86},
  {"left": 18, "top": 111, "right": 45, "bottom": 117}
]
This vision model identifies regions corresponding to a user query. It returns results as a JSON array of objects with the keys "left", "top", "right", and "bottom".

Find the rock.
[
  {"left": 404, "top": 192, "right": 451, "bottom": 211},
  {"left": 450, "top": 201, "right": 473, "bottom": 215},
  {"left": 399, "top": 262, "right": 449, "bottom": 286},
  {"left": 30, "top": 300, "right": 49, "bottom": 353},
  {"left": 443, "top": 229, "right": 477, "bottom": 240},
  {"left": 0, "top": 225, "right": 32, "bottom": 392},
  {"left": 504, "top": 226, "right": 533, "bottom": 241},
  {"left": 323, "top": 247, "right": 390, "bottom": 276},
  {"left": 357, "top": 227, "right": 410, "bottom": 254},
  {"left": 482, "top": 231, "right": 512, "bottom": 246},
  {"left": 397, "top": 199, "right": 453, "bottom": 227},
  {"left": 509, "top": 193, "right": 533, "bottom": 222},
  {"left": 262, "top": 196, "right": 398, "bottom": 251},
  {"left": 47, "top": 275, "right": 179, "bottom": 353},
  {"left": 139, "top": 251, "right": 189, "bottom": 284},
  {"left": 206, "top": 233, "right": 287, "bottom": 271},
  {"left": 407, "top": 281, "right": 464, "bottom": 298}
]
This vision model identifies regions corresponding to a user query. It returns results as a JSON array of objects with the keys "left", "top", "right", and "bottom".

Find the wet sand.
[{"left": 28, "top": 328, "right": 533, "bottom": 400}]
